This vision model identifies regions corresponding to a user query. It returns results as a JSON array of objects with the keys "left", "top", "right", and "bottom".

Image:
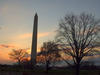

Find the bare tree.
[
  {"left": 9, "top": 49, "right": 29, "bottom": 65},
  {"left": 38, "top": 41, "right": 61, "bottom": 73},
  {"left": 56, "top": 13, "right": 100, "bottom": 75}
]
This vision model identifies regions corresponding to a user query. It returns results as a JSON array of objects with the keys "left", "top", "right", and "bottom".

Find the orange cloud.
[
  {"left": 18, "top": 33, "right": 32, "bottom": 39},
  {"left": 18, "top": 32, "right": 51, "bottom": 39},
  {"left": 0, "top": 44, "right": 15, "bottom": 48},
  {"left": 38, "top": 32, "right": 51, "bottom": 38}
]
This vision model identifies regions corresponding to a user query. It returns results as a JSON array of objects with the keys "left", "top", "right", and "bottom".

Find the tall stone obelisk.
[{"left": 31, "top": 13, "right": 38, "bottom": 66}]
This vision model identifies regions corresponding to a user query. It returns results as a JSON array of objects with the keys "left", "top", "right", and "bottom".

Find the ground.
[{"left": 0, "top": 70, "right": 100, "bottom": 75}]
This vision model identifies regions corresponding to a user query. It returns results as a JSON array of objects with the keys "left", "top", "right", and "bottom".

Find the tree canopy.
[{"left": 56, "top": 13, "right": 100, "bottom": 75}]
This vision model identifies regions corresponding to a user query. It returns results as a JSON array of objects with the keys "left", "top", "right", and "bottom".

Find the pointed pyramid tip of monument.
[{"left": 35, "top": 13, "right": 38, "bottom": 16}]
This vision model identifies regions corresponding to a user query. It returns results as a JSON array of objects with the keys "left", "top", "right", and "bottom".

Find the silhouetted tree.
[
  {"left": 9, "top": 49, "right": 29, "bottom": 65},
  {"left": 56, "top": 13, "right": 100, "bottom": 75},
  {"left": 38, "top": 41, "right": 61, "bottom": 73}
]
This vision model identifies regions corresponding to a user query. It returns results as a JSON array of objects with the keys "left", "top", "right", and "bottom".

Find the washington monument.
[{"left": 31, "top": 13, "right": 38, "bottom": 65}]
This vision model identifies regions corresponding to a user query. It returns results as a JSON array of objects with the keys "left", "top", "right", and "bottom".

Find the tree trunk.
[
  {"left": 18, "top": 59, "right": 21, "bottom": 65},
  {"left": 46, "top": 60, "right": 50, "bottom": 73},
  {"left": 76, "top": 63, "right": 80, "bottom": 75}
]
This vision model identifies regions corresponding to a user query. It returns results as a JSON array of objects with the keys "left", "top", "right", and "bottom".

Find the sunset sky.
[{"left": 0, "top": 0, "right": 100, "bottom": 64}]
